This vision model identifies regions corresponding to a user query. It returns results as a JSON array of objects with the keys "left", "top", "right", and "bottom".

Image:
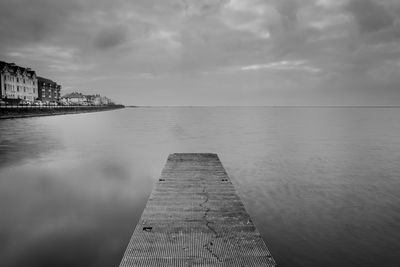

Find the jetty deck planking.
[{"left": 119, "top": 153, "right": 276, "bottom": 267}]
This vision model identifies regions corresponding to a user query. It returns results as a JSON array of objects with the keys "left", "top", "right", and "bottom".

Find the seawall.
[{"left": 0, "top": 105, "right": 125, "bottom": 120}]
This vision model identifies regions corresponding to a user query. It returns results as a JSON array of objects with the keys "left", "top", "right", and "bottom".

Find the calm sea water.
[{"left": 1, "top": 107, "right": 400, "bottom": 267}]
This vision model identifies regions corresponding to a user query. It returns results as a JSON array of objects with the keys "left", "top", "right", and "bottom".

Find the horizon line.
[{"left": 125, "top": 105, "right": 400, "bottom": 108}]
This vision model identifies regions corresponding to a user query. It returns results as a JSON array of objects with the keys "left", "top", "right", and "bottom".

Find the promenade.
[{"left": 0, "top": 105, "right": 124, "bottom": 119}]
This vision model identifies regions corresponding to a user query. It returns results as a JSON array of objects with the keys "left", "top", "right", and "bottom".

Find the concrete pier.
[{"left": 119, "top": 153, "right": 276, "bottom": 266}]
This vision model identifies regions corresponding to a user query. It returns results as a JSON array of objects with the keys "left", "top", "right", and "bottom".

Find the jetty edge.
[{"left": 119, "top": 153, "right": 277, "bottom": 266}]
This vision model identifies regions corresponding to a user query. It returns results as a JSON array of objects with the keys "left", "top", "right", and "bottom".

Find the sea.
[{"left": 0, "top": 107, "right": 399, "bottom": 267}]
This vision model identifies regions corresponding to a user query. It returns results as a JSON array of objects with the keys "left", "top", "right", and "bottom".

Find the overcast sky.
[{"left": 1, "top": 0, "right": 400, "bottom": 105}]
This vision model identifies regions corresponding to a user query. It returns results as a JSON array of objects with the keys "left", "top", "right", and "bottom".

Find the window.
[{"left": 17, "top": 86, "right": 19, "bottom": 92}]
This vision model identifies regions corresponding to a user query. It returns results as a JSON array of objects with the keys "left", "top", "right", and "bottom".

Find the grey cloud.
[
  {"left": 346, "top": 0, "right": 394, "bottom": 33},
  {"left": 181, "top": 0, "right": 228, "bottom": 16},
  {"left": 93, "top": 25, "right": 129, "bottom": 50},
  {"left": 1, "top": 0, "right": 400, "bottom": 105},
  {"left": 276, "top": 0, "right": 299, "bottom": 29},
  {"left": 0, "top": 0, "right": 82, "bottom": 45}
]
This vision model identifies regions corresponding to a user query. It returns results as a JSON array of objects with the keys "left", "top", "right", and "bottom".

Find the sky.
[{"left": 1, "top": 0, "right": 400, "bottom": 106}]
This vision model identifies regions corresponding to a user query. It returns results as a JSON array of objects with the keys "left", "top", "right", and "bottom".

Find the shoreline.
[{"left": 0, "top": 106, "right": 125, "bottom": 120}]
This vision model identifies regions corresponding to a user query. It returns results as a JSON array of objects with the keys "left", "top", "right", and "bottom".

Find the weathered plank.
[{"left": 119, "top": 153, "right": 276, "bottom": 267}]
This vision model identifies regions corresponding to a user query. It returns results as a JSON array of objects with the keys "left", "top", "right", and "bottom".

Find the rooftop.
[
  {"left": 62, "top": 92, "right": 85, "bottom": 99},
  {"left": 0, "top": 61, "right": 36, "bottom": 77}
]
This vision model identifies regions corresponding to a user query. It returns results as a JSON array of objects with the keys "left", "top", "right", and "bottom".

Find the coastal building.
[
  {"left": 0, "top": 61, "right": 38, "bottom": 102},
  {"left": 61, "top": 92, "right": 86, "bottom": 105},
  {"left": 100, "top": 96, "right": 113, "bottom": 105},
  {"left": 86, "top": 94, "right": 101, "bottom": 105},
  {"left": 83, "top": 94, "right": 114, "bottom": 105},
  {"left": 37, "top": 77, "right": 61, "bottom": 102}
]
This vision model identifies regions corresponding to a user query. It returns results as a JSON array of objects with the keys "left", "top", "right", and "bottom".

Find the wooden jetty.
[{"left": 119, "top": 153, "right": 276, "bottom": 266}]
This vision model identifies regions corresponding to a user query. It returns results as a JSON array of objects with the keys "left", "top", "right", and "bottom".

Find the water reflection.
[
  {"left": 1, "top": 108, "right": 400, "bottom": 267},
  {"left": 0, "top": 112, "right": 154, "bottom": 267}
]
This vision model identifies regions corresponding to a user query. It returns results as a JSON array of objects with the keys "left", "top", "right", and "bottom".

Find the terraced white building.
[{"left": 0, "top": 61, "right": 38, "bottom": 102}]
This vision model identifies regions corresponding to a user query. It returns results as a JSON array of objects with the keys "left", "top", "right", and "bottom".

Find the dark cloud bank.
[{"left": 1, "top": 0, "right": 400, "bottom": 104}]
